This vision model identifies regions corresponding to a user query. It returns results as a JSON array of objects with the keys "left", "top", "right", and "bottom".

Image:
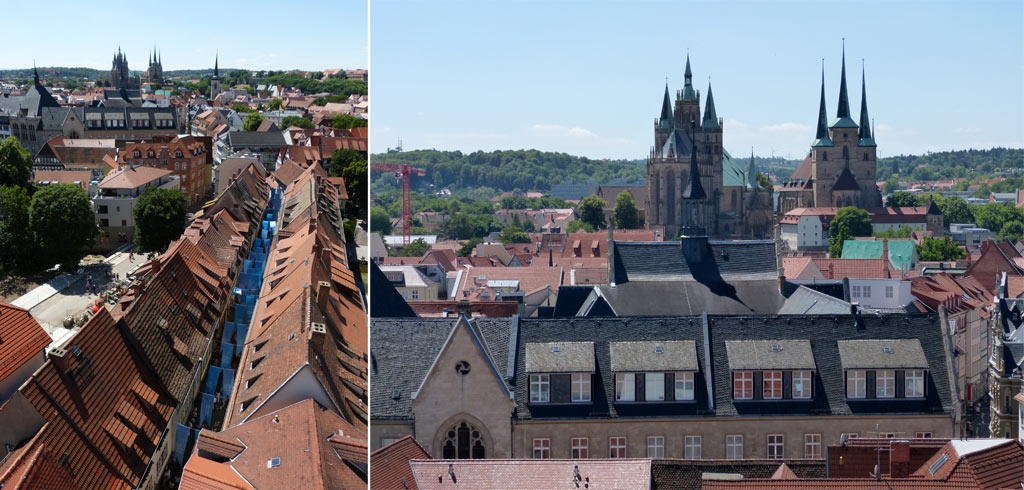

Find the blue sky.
[
  {"left": 371, "top": 0, "right": 1024, "bottom": 160},
  {"left": 1, "top": 0, "right": 367, "bottom": 72}
]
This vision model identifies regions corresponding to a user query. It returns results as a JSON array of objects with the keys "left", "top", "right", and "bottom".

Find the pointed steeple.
[
  {"left": 701, "top": 81, "right": 719, "bottom": 129},
  {"left": 33, "top": 62, "right": 39, "bottom": 84},
  {"left": 858, "top": 61, "right": 875, "bottom": 146},
  {"left": 831, "top": 40, "right": 858, "bottom": 129},
  {"left": 748, "top": 148, "right": 758, "bottom": 189},
  {"left": 682, "top": 145, "right": 706, "bottom": 200},
  {"left": 812, "top": 63, "right": 833, "bottom": 147},
  {"left": 682, "top": 53, "right": 697, "bottom": 101},
  {"left": 659, "top": 83, "right": 673, "bottom": 129},
  {"left": 213, "top": 53, "right": 220, "bottom": 78}
]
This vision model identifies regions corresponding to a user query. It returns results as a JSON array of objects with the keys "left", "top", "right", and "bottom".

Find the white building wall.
[{"left": 848, "top": 278, "right": 912, "bottom": 309}]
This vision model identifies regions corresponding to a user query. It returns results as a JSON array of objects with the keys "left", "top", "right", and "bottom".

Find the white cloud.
[{"left": 759, "top": 122, "right": 810, "bottom": 133}]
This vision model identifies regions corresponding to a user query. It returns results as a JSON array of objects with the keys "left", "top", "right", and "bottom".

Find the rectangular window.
[
  {"left": 684, "top": 435, "right": 702, "bottom": 459},
  {"left": 841, "top": 433, "right": 859, "bottom": 442},
  {"left": 615, "top": 373, "right": 635, "bottom": 402},
  {"left": 529, "top": 374, "right": 550, "bottom": 403},
  {"left": 793, "top": 370, "right": 812, "bottom": 399},
  {"left": 726, "top": 435, "right": 743, "bottom": 460},
  {"left": 532, "top": 438, "right": 550, "bottom": 459},
  {"left": 763, "top": 371, "right": 783, "bottom": 399},
  {"left": 906, "top": 370, "right": 925, "bottom": 398},
  {"left": 571, "top": 373, "right": 591, "bottom": 402},
  {"left": 675, "top": 371, "right": 694, "bottom": 401},
  {"left": 411, "top": 290, "right": 419, "bottom": 299},
  {"left": 885, "top": 285, "right": 894, "bottom": 298},
  {"left": 733, "top": 371, "right": 753, "bottom": 399},
  {"left": 916, "top": 432, "right": 932, "bottom": 438},
  {"left": 852, "top": 285, "right": 861, "bottom": 297},
  {"left": 645, "top": 373, "right": 665, "bottom": 401},
  {"left": 863, "top": 285, "right": 871, "bottom": 298},
  {"left": 804, "top": 434, "right": 822, "bottom": 459},
  {"left": 877, "top": 370, "right": 895, "bottom": 398},
  {"left": 647, "top": 436, "right": 664, "bottom": 458},
  {"left": 571, "top": 437, "right": 588, "bottom": 458},
  {"left": 767, "top": 434, "right": 784, "bottom": 459},
  {"left": 609, "top": 437, "right": 626, "bottom": 458},
  {"left": 847, "top": 370, "right": 866, "bottom": 398}
]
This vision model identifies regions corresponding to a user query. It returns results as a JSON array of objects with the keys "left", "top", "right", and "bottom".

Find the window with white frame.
[
  {"left": 609, "top": 437, "right": 626, "bottom": 458},
  {"left": 733, "top": 371, "right": 753, "bottom": 399},
  {"left": 876, "top": 370, "right": 895, "bottom": 398},
  {"left": 846, "top": 370, "right": 866, "bottom": 398},
  {"left": 885, "top": 285, "right": 894, "bottom": 298},
  {"left": 863, "top": 285, "right": 871, "bottom": 298},
  {"left": 647, "top": 436, "right": 665, "bottom": 458},
  {"left": 906, "top": 369, "right": 925, "bottom": 398},
  {"left": 684, "top": 435, "right": 702, "bottom": 459},
  {"left": 767, "top": 434, "right": 784, "bottom": 459},
  {"left": 675, "top": 371, "right": 694, "bottom": 400},
  {"left": 411, "top": 290, "right": 419, "bottom": 300},
  {"left": 916, "top": 432, "right": 932, "bottom": 438},
  {"left": 726, "top": 435, "right": 743, "bottom": 459},
  {"left": 852, "top": 285, "right": 861, "bottom": 298},
  {"left": 532, "top": 438, "right": 550, "bottom": 459},
  {"left": 763, "top": 371, "right": 783, "bottom": 399},
  {"left": 571, "top": 373, "right": 591, "bottom": 402},
  {"left": 571, "top": 437, "right": 588, "bottom": 458},
  {"left": 793, "top": 370, "right": 812, "bottom": 399},
  {"left": 615, "top": 373, "right": 635, "bottom": 402},
  {"left": 804, "top": 433, "right": 821, "bottom": 459},
  {"left": 645, "top": 373, "right": 665, "bottom": 401},
  {"left": 841, "top": 433, "right": 859, "bottom": 442},
  {"left": 529, "top": 374, "right": 550, "bottom": 403}
]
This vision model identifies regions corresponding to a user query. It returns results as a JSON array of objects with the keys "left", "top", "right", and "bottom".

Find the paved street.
[{"left": 29, "top": 250, "right": 142, "bottom": 336}]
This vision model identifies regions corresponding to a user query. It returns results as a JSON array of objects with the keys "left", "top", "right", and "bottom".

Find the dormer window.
[
  {"left": 726, "top": 340, "right": 817, "bottom": 402},
  {"left": 609, "top": 341, "right": 699, "bottom": 404},
  {"left": 839, "top": 340, "right": 928, "bottom": 400},
  {"left": 525, "top": 342, "right": 595, "bottom": 405}
]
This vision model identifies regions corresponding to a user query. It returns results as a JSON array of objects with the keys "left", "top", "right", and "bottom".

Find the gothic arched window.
[
  {"left": 864, "top": 152, "right": 869, "bottom": 161},
  {"left": 823, "top": 152, "right": 828, "bottom": 161},
  {"left": 731, "top": 190, "right": 737, "bottom": 209},
  {"left": 842, "top": 147, "right": 849, "bottom": 160},
  {"left": 442, "top": 422, "right": 485, "bottom": 459}
]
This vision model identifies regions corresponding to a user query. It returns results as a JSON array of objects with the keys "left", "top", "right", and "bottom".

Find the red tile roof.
[
  {"left": 370, "top": 436, "right": 430, "bottom": 490},
  {"left": 97, "top": 165, "right": 173, "bottom": 189},
  {"left": 32, "top": 170, "right": 92, "bottom": 191},
  {"left": 812, "top": 258, "right": 895, "bottom": 279},
  {"left": 0, "top": 302, "right": 49, "bottom": 384},
  {"left": 179, "top": 455, "right": 253, "bottom": 490},
  {"left": 0, "top": 430, "right": 80, "bottom": 490}
]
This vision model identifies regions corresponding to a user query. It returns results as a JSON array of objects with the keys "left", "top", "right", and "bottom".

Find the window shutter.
[
  {"left": 753, "top": 371, "right": 763, "bottom": 400},
  {"left": 665, "top": 373, "right": 675, "bottom": 402},
  {"left": 636, "top": 373, "right": 645, "bottom": 401},
  {"left": 782, "top": 371, "right": 792, "bottom": 400},
  {"left": 895, "top": 370, "right": 905, "bottom": 399},
  {"left": 866, "top": 370, "right": 876, "bottom": 399}
]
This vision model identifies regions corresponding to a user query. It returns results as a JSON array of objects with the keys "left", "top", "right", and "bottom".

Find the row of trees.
[
  {"left": 885, "top": 191, "right": 1024, "bottom": 240},
  {"left": 876, "top": 147, "right": 1022, "bottom": 183}
]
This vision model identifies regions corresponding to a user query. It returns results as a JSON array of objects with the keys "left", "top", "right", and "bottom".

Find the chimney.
[
  {"left": 850, "top": 302, "right": 858, "bottom": 316},
  {"left": 316, "top": 280, "right": 331, "bottom": 312},
  {"left": 889, "top": 440, "right": 911, "bottom": 478},
  {"left": 308, "top": 322, "right": 326, "bottom": 353},
  {"left": 607, "top": 216, "right": 616, "bottom": 287},
  {"left": 150, "top": 258, "right": 161, "bottom": 275},
  {"left": 882, "top": 239, "right": 889, "bottom": 265},
  {"left": 48, "top": 347, "right": 73, "bottom": 374},
  {"left": 457, "top": 299, "right": 473, "bottom": 319}
]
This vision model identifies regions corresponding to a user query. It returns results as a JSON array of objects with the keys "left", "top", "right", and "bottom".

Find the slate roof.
[
  {"left": 614, "top": 240, "right": 777, "bottom": 282},
  {"left": 370, "top": 260, "right": 417, "bottom": 318},
  {"left": 778, "top": 286, "right": 852, "bottom": 315},
  {"left": 525, "top": 342, "right": 595, "bottom": 372},
  {"left": 660, "top": 128, "right": 693, "bottom": 158},
  {"left": 725, "top": 340, "right": 817, "bottom": 370},
  {"left": 837, "top": 339, "right": 929, "bottom": 369},
  {"left": 370, "top": 317, "right": 513, "bottom": 420},
  {"left": 651, "top": 459, "right": 826, "bottom": 490},
  {"left": 832, "top": 166, "right": 860, "bottom": 191},
  {"left": 370, "top": 436, "right": 431, "bottom": 490},
  {"left": 0, "top": 302, "right": 50, "bottom": 384},
  {"left": 227, "top": 131, "right": 287, "bottom": 149},
  {"left": 610, "top": 340, "right": 699, "bottom": 372},
  {"left": 0, "top": 79, "right": 60, "bottom": 116}
]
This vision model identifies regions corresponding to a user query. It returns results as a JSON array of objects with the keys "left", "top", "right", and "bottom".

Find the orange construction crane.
[{"left": 370, "top": 162, "right": 425, "bottom": 245}]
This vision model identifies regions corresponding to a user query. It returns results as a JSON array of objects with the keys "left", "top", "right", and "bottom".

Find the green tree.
[
  {"left": 498, "top": 225, "right": 531, "bottom": 244},
  {"left": 883, "top": 177, "right": 901, "bottom": 194},
  {"left": 974, "top": 203, "right": 1019, "bottom": 232},
  {"left": 0, "top": 185, "right": 34, "bottom": 272},
  {"left": 231, "top": 102, "right": 253, "bottom": 113},
  {"left": 1000, "top": 221, "right": 1024, "bottom": 241},
  {"left": 331, "top": 150, "right": 367, "bottom": 218},
  {"left": 935, "top": 195, "right": 974, "bottom": 227},
  {"left": 873, "top": 226, "right": 914, "bottom": 239},
  {"left": 281, "top": 115, "right": 314, "bottom": 129},
  {"left": 133, "top": 187, "right": 187, "bottom": 253},
  {"left": 613, "top": 191, "right": 639, "bottom": 229},
  {"left": 756, "top": 172, "right": 774, "bottom": 192},
  {"left": 395, "top": 238, "right": 430, "bottom": 257},
  {"left": 0, "top": 137, "right": 33, "bottom": 188},
  {"left": 269, "top": 98, "right": 283, "bottom": 110},
  {"left": 332, "top": 113, "right": 368, "bottom": 129},
  {"left": 916, "top": 236, "right": 965, "bottom": 262},
  {"left": 243, "top": 113, "right": 264, "bottom": 131},
  {"left": 566, "top": 220, "right": 595, "bottom": 233},
  {"left": 29, "top": 184, "right": 98, "bottom": 271},
  {"left": 578, "top": 195, "right": 607, "bottom": 230},
  {"left": 499, "top": 195, "right": 528, "bottom": 210},
  {"left": 457, "top": 237, "right": 483, "bottom": 257},
  {"left": 828, "top": 207, "right": 872, "bottom": 257},
  {"left": 370, "top": 206, "right": 392, "bottom": 235},
  {"left": 886, "top": 190, "right": 922, "bottom": 208}
]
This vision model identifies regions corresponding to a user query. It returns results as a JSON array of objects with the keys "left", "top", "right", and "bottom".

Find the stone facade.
[{"left": 110, "top": 48, "right": 140, "bottom": 89}]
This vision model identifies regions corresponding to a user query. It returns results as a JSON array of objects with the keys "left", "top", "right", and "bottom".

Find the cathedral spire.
[
  {"left": 858, "top": 61, "right": 876, "bottom": 146},
  {"left": 831, "top": 40, "right": 858, "bottom": 128},
  {"left": 659, "top": 82, "right": 673, "bottom": 129},
  {"left": 682, "top": 53, "right": 697, "bottom": 101},
  {"left": 748, "top": 148, "right": 758, "bottom": 189},
  {"left": 33, "top": 62, "right": 39, "bottom": 84},
  {"left": 213, "top": 53, "right": 220, "bottom": 78},
  {"left": 812, "top": 61, "right": 833, "bottom": 147},
  {"left": 701, "top": 81, "right": 719, "bottom": 129},
  {"left": 682, "top": 142, "right": 706, "bottom": 200}
]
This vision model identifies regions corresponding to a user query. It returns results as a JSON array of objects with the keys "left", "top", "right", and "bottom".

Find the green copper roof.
[
  {"left": 721, "top": 149, "right": 749, "bottom": 188},
  {"left": 830, "top": 117, "right": 859, "bottom": 128},
  {"left": 857, "top": 65, "right": 876, "bottom": 147},
  {"left": 831, "top": 43, "right": 852, "bottom": 127},
  {"left": 682, "top": 54, "right": 697, "bottom": 101},
  {"left": 701, "top": 82, "right": 720, "bottom": 129},
  {"left": 813, "top": 67, "right": 833, "bottom": 147},
  {"left": 841, "top": 239, "right": 916, "bottom": 271},
  {"left": 659, "top": 84, "right": 673, "bottom": 129}
]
